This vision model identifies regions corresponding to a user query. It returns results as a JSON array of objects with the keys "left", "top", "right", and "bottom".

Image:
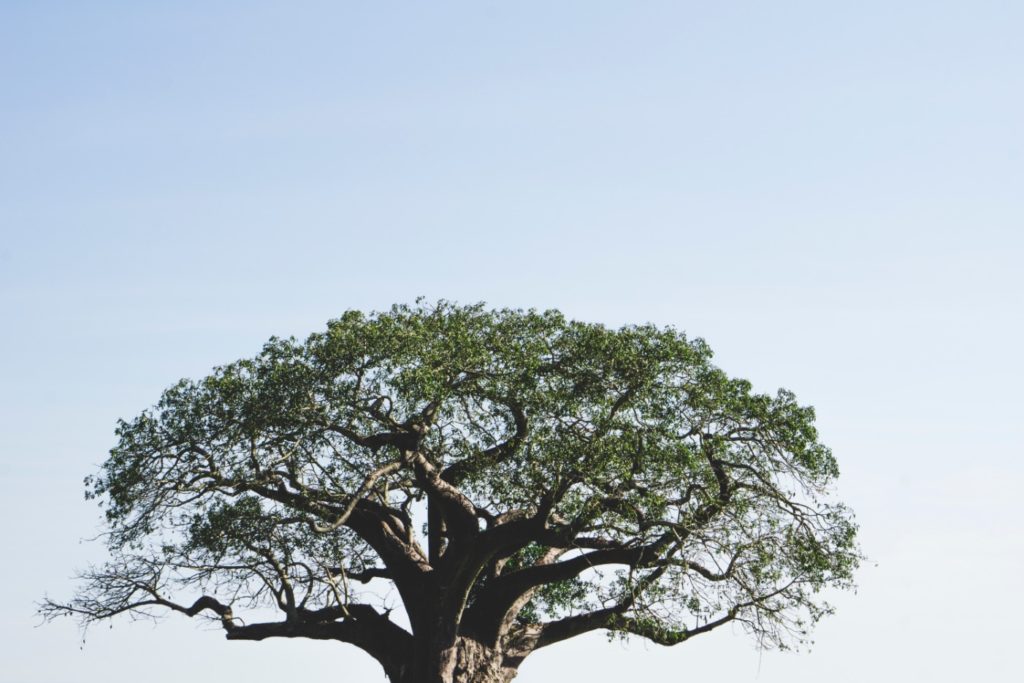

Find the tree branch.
[
  {"left": 312, "top": 460, "right": 403, "bottom": 533},
  {"left": 442, "top": 400, "right": 528, "bottom": 485},
  {"left": 227, "top": 604, "right": 411, "bottom": 679}
]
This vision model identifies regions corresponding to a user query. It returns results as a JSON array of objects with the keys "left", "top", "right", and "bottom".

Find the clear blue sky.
[{"left": 2, "top": 2, "right": 1021, "bottom": 681}]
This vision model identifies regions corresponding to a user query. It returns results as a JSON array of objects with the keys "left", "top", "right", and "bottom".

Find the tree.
[{"left": 42, "top": 301, "right": 859, "bottom": 683}]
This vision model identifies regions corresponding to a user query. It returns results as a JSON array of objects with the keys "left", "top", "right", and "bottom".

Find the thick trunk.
[{"left": 395, "top": 636, "right": 519, "bottom": 683}]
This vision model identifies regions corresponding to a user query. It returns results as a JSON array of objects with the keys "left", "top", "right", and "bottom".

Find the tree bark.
[{"left": 395, "top": 637, "right": 519, "bottom": 683}]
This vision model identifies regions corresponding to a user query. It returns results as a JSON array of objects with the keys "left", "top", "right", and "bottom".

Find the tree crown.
[{"left": 46, "top": 301, "right": 859, "bottom": 678}]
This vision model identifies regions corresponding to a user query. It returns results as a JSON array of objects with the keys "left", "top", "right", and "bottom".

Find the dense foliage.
[{"left": 44, "top": 301, "right": 859, "bottom": 683}]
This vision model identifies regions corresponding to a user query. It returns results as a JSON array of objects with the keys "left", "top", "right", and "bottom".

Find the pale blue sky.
[{"left": 2, "top": 2, "right": 1022, "bottom": 681}]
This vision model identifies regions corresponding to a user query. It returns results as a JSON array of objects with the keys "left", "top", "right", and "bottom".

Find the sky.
[{"left": 1, "top": 1, "right": 1022, "bottom": 681}]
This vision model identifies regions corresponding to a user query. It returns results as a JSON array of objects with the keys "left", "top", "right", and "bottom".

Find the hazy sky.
[{"left": 2, "top": 2, "right": 1022, "bottom": 681}]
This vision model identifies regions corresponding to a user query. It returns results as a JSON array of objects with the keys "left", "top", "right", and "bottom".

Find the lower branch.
[
  {"left": 40, "top": 583, "right": 412, "bottom": 680},
  {"left": 227, "top": 608, "right": 412, "bottom": 679},
  {"left": 524, "top": 605, "right": 738, "bottom": 651},
  {"left": 39, "top": 590, "right": 236, "bottom": 633}
]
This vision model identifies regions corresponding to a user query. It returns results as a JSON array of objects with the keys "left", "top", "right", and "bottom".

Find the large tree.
[{"left": 43, "top": 302, "right": 859, "bottom": 683}]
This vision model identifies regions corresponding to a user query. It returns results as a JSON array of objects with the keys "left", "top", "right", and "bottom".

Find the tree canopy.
[{"left": 43, "top": 301, "right": 859, "bottom": 683}]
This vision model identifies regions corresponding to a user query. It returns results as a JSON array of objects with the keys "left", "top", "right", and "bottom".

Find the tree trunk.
[{"left": 395, "top": 636, "right": 519, "bottom": 683}]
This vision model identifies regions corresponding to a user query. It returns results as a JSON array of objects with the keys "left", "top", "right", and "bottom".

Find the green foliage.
[{"left": 69, "top": 300, "right": 859, "bottom": 651}]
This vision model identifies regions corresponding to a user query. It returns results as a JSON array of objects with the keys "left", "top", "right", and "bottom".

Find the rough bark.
[{"left": 402, "top": 637, "right": 518, "bottom": 683}]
